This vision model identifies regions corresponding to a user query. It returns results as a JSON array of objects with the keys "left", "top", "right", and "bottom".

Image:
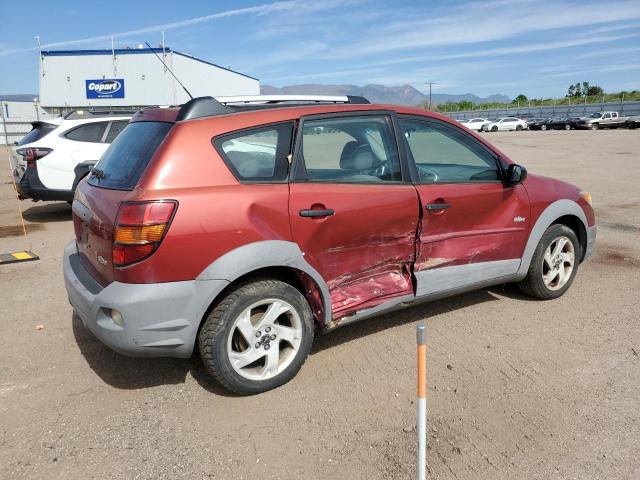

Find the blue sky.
[{"left": 1, "top": 0, "right": 639, "bottom": 98}]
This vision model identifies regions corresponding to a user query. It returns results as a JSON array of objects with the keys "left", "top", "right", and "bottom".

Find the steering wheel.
[{"left": 417, "top": 165, "right": 439, "bottom": 183}]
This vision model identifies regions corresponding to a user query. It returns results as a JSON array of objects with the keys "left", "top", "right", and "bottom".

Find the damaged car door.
[
  {"left": 289, "top": 113, "right": 420, "bottom": 319},
  {"left": 399, "top": 116, "right": 530, "bottom": 297}
]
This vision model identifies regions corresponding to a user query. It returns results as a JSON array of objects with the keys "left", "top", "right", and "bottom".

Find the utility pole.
[{"left": 426, "top": 81, "right": 437, "bottom": 110}]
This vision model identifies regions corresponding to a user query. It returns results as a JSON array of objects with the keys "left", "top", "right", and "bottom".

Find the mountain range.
[{"left": 261, "top": 84, "right": 510, "bottom": 106}]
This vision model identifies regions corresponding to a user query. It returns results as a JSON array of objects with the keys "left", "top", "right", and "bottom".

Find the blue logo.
[{"left": 86, "top": 79, "right": 125, "bottom": 99}]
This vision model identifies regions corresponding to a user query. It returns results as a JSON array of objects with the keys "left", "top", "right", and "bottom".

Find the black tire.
[
  {"left": 198, "top": 278, "right": 314, "bottom": 395},
  {"left": 516, "top": 124, "right": 523, "bottom": 131},
  {"left": 591, "top": 123, "right": 599, "bottom": 130},
  {"left": 491, "top": 126, "right": 498, "bottom": 132},
  {"left": 565, "top": 123, "right": 571, "bottom": 130},
  {"left": 541, "top": 124, "right": 547, "bottom": 131},
  {"left": 517, "top": 224, "right": 581, "bottom": 300}
]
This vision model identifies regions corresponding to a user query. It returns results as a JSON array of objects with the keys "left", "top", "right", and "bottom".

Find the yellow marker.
[
  {"left": 12, "top": 252, "right": 32, "bottom": 260},
  {"left": 0, "top": 251, "right": 39, "bottom": 265}
]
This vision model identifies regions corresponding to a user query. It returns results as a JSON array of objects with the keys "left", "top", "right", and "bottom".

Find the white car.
[
  {"left": 481, "top": 117, "right": 528, "bottom": 132},
  {"left": 460, "top": 118, "right": 490, "bottom": 131},
  {"left": 11, "top": 111, "right": 131, "bottom": 202}
]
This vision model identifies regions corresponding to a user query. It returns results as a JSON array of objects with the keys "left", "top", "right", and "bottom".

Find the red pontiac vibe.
[{"left": 64, "top": 95, "right": 596, "bottom": 394}]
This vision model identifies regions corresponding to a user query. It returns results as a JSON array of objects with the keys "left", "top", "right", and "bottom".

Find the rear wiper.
[{"left": 90, "top": 167, "right": 106, "bottom": 179}]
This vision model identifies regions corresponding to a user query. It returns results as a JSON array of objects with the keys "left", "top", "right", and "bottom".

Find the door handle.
[
  {"left": 299, "top": 208, "right": 335, "bottom": 218},
  {"left": 426, "top": 203, "right": 450, "bottom": 211}
]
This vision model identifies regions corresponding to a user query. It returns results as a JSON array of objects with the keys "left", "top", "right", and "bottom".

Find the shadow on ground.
[
  {"left": 72, "top": 284, "right": 525, "bottom": 393},
  {"left": 22, "top": 202, "right": 71, "bottom": 223}
]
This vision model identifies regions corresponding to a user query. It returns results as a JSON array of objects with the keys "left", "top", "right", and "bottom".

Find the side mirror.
[{"left": 506, "top": 163, "right": 527, "bottom": 185}]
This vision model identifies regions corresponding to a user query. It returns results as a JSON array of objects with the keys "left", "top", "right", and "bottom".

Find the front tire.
[
  {"left": 565, "top": 123, "right": 571, "bottom": 130},
  {"left": 518, "top": 224, "right": 580, "bottom": 300},
  {"left": 516, "top": 124, "right": 523, "bottom": 131},
  {"left": 491, "top": 126, "right": 498, "bottom": 132},
  {"left": 591, "top": 123, "right": 599, "bottom": 130},
  {"left": 198, "top": 279, "right": 315, "bottom": 395},
  {"left": 541, "top": 124, "right": 547, "bottom": 131}
]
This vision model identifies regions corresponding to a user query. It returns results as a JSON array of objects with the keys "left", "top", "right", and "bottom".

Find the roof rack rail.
[
  {"left": 64, "top": 109, "right": 137, "bottom": 120},
  {"left": 214, "top": 95, "right": 370, "bottom": 105},
  {"left": 176, "top": 95, "right": 370, "bottom": 121}
]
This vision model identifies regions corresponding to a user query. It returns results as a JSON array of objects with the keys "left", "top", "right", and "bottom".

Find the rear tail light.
[
  {"left": 17, "top": 147, "right": 52, "bottom": 169},
  {"left": 112, "top": 200, "right": 178, "bottom": 267}
]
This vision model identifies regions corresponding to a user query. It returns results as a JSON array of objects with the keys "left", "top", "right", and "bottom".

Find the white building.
[{"left": 39, "top": 47, "right": 259, "bottom": 113}]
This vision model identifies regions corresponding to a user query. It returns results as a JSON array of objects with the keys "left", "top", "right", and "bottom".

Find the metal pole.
[
  {"left": 0, "top": 101, "right": 8, "bottom": 146},
  {"left": 417, "top": 323, "right": 427, "bottom": 480}
]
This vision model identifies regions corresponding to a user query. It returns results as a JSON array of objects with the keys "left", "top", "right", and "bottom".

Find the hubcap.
[
  {"left": 227, "top": 299, "right": 302, "bottom": 381},
  {"left": 542, "top": 236, "right": 575, "bottom": 291}
]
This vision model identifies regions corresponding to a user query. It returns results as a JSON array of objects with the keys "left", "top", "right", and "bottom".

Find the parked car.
[
  {"left": 574, "top": 111, "right": 629, "bottom": 130},
  {"left": 526, "top": 118, "right": 550, "bottom": 130},
  {"left": 10, "top": 110, "right": 132, "bottom": 202},
  {"left": 64, "top": 95, "right": 596, "bottom": 394},
  {"left": 481, "top": 117, "right": 528, "bottom": 131},
  {"left": 460, "top": 118, "right": 490, "bottom": 131},
  {"left": 541, "top": 117, "right": 581, "bottom": 130}
]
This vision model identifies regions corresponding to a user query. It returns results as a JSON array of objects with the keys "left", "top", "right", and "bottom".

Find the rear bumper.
[
  {"left": 63, "top": 241, "right": 228, "bottom": 358},
  {"left": 584, "top": 225, "right": 597, "bottom": 261},
  {"left": 15, "top": 166, "right": 74, "bottom": 202}
]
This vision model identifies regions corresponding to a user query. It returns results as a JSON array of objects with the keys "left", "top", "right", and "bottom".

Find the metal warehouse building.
[{"left": 39, "top": 47, "right": 259, "bottom": 113}]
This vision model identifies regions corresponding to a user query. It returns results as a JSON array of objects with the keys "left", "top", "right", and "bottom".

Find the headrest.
[{"left": 340, "top": 142, "right": 376, "bottom": 171}]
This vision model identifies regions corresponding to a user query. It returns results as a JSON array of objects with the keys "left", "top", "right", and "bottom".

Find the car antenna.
[{"left": 145, "top": 42, "right": 193, "bottom": 100}]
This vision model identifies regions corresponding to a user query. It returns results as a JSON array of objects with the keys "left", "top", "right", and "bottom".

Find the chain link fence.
[{"left": 442, "top": 100, "right": 640, "bottom": 121}]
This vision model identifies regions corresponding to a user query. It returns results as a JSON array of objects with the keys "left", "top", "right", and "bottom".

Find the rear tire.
[
  {"left": 198, "top": 279, "right": 314, "bottom": 395},
  {"left": 541, "top": 124, "right": 547, "bottom": 131},
  {"left": 491, "top": 126, "right": 498, "bottom": 132},
  {"left": 565, "top": 123, "right": 571, "bottom": 130},
  {"left": 518, "top": 224, "right": 580, "bottom": 300}
]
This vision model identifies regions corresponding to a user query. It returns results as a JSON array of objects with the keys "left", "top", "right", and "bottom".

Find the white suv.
[{"left": 11, "top": 111, "right": 131, "bottom": 202}]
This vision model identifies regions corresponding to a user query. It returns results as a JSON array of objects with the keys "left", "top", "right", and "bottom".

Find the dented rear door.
[
  {"left": 289, "top": 113, "right": 420, "bottom": 320},
  {"left": 399, "top": 116, "right": 530, "bottom": 297}
]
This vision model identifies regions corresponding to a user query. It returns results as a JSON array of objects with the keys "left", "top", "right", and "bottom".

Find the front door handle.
[
  {"left": 299, "top": 208, "right": 335, "bottom": 218},
  {"left": 426, "top": 203, "right": 450, "bottom": 211}
]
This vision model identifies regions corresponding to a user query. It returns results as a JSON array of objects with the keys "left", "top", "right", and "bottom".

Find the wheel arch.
[
  {"left": 195, "top": 240, "right": 332, "bottom": 327},
  {"left": 518, "top": 199, "right": 589, "bottom": 275}
]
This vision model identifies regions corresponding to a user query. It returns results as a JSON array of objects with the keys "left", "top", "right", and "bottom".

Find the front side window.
[
  {"left": 297, "top": 115, "right": 401, "bottom": 183},
  {"left": 64, "top": 122, "right": 109, "bottom": 143},
  {"left": 214, "top": 122, "right": 293, "bottom": 182},
  {"left": 400, "top": 118, "right": 501, "bottom": 184}
]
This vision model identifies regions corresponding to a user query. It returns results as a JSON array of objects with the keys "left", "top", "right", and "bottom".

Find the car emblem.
[
  {"left": 513, "top": 216, "right": 526, "bottom": 223},
  {"left": 97, "top": 254, "right": 108, "bottom": 266}
]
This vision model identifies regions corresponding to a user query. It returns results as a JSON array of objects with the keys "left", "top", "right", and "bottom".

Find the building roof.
[{"left": 40, "top": 47, "right": 258, "bottom": 81}]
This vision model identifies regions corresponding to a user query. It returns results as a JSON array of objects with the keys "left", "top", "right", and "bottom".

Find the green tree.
[
  {"left": 512, "top": 94, "right": 528, "bottom": 104},
  {"left": 585, "top": 85, "right": 604, "bottom": 96}
]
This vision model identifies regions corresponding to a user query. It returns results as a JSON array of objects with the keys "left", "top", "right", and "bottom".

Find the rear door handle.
[
  {"left": 299, "top": 208, "right": 335, "bottom": 218},
  {"left": 426, "top": 203, "right": 450, "bottom": 211}
]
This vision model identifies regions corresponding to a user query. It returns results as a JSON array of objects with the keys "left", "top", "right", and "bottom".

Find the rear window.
[
  {"left": 88, "top": 121, "right": 172, "bottom": 190},
  {"left": 65, "top": 122, "right": 109, "bottom": 143},
  {"left": 18, "top": 122, "right": 57, "bottom": 146}
]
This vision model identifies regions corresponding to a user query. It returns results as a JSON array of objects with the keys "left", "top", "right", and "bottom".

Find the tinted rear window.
[
  {"left": 18, "top": 123, "right": 57, "bottom": 146},
  {"left": 88, "top": 121, "right": 172, "bottom": 190},
  {"left": 65, "top": 122, "right": 109, "bottom": 143}
]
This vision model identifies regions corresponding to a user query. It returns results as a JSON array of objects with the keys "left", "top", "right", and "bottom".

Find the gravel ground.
[{"left": 0, "top": 129, "right": 639, "bottom": 479}]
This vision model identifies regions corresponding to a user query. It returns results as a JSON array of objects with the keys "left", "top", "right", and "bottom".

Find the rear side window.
[
  {"left": 88, "top": 121, "right": 172, "bottom": 190},
  {"left": 18, "top": 122, "right": 57, "bottom": 146},
  {"left": 65, "top": 122, "right": 109, "bottom": 143},
  {"left": 213, "top": 122, "right": 293, "bottom": 182},
  {"left": 296, "top": 115, "right": 402, "bottom": 183},
  {"left": 104, "top": 120, "right": 128, "bottom": 143}
]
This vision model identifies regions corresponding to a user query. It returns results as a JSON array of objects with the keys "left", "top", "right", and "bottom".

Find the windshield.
[{"left": 88, "top": 121, "right": 172, "bottom": 190}]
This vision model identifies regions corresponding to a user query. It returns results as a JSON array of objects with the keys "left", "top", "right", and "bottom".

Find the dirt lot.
[{"left": 1, "top": 130, "right": 639, "bottom": 480}]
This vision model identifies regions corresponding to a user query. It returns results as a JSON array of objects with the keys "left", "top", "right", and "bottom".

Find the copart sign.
[{"left": 85, "top": 79, "right": 125, "bottom": 99}]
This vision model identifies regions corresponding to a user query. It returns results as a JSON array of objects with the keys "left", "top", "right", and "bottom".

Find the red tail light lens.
[
  {"left": 112, "top": 200, "right": 177, "bottom": 267},
  {"left": 17, "top": 147, "right": 52, "bottom": 169}
]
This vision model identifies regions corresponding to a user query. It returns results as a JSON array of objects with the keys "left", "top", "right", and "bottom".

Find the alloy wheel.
[
  {"left": 542, "top": 236, "right": 575, "bottom": 291},
  {"left": 226, "top": 299, "right": 302, "bottom": 381}
]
